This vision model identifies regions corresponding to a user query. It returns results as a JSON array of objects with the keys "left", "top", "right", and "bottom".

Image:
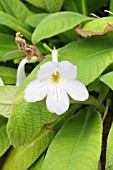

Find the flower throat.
[{"left": 51, "top": 72, "right": 60, "bottom": 84}]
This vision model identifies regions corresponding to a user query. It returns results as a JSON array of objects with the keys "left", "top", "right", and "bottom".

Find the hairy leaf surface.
[
  {"left": 100, "top": 72, "right": 113, "bottom": 90},
  {"left": 32, "top": 11, "right": 92, "bottom": 44},
  {"left": 0, "top": 86, "right": 18, "bottom": 118},
  {"left": 106, "top": 123, "right": 113, "bottom": 170},
  {"left": 42, "top": 107, "right": 102, "bottom": 170},
  {"left": 0, "top": 0, "right": 32, "bottom": 22},
  {"left": 0, "top": 11, "right": 31, "bottom": 40},
  {"left": 0, "top": 116, "right": 10, "bottom": 156}
]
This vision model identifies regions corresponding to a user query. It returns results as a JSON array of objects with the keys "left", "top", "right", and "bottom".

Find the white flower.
[
  {"left": 24, "top": 50, "right": 89, "bottom": 115},
  {"left": 16, "top": 56, "right": 38, "bottom": 86}
]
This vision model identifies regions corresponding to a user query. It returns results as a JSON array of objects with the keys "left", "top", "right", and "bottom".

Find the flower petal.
[
  {"left": 24, "top": 78, "right": 50, "bottom": 102},
  {"left": 37, "top": 62, "right": 56, "bottom": 80},
  {"left": 16, "top": 58, "right": 29, "bottom": 86},
  {"left": 46, "top": 84, "right": 69, "bottom": 115},
  {"left": 61, "top": 78, "right": 89, "bottom": 101},
  {"left": 0, "top": 77, "right": 4, "bottom": 86},
  {"left": 58, "top": 61, "right": 77, "bottom": 79}
]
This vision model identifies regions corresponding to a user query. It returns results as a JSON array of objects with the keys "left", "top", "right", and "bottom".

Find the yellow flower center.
[{"left": 51, "top": 72, "right": 60, "bottom": 84}]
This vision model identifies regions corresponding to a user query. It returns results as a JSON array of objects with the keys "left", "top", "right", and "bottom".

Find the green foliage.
[
  {"left": 82, "top": 17, "right": 113, "bottom": 33},
  {"left": 32, "top": 12, "right": 92, "bottom": 44},
  {"left": 106, "top": 123, "right": 113, "bottom": 170},
  {"left": 0, "top": 0, "right": 32, "bottom": 22},
  {"left": 0, "top": 86, "right": 18, "bottom": 118},
  {"left": 45, "top": 0, "right": 64, "bottom": 13},
  {"left": 2, "top": 126, "right": 54, "bottom": 170},
  {"left": 0, "top": 116, "right": 10, "bottom": 156},
  {"left": 63, "top": 0, "right": 108, "bottom": 15},
  {"left": 59, "top": 35, "right": 113, "bottom": 85},
  {"left": 25, "top": 13, "right": 49, "bottom": 27},
  {"left": 0, "top": 0, "right": 113, "bottom": 169},
  {"left": 29, "top": 154, "right": 44, "bottom": 170},
  {"left": 0, "top": 11, "right": 31, "bottom": 40},
  {"left": 24, "top": 0, "right": 64, "bottom": 13},
  {"left": 100, "top": 72, "right": 113, "bottom": 90},
  {"left": 0, "top": 33, "right": 25, "bottom": 61},
  {"left": 0, "top": 67, "right": 17, "bottom": 84},
  {"left": 42, "top": 107, "right": 102, "bottom": 170},
  {"left": 3, "top": 106, "right": 76, "bottom": 169}
]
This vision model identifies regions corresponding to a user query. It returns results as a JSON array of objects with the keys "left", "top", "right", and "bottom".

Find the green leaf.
[
  {"left": 59, "top": 35, "right": 113, "bottom": 85},
  {"left": 0, "top": 11, "right": 31, "bottom": 40},
  {"left": 0, "top": 66, "right": 17, "bottom": 85},
  {"left": 45, "top": 0, "right": 64, "bottom": 13},
  {"left": 106, "top": 123, "right": 113, "bottom": 170},
  {"left": 0, "top": 33, "right": 25, "bottom": 61},
  {"left": 25, "top": 13, "right": 49, "bottom": 27},
  {"left": 82, "top": 17, "right": 113, "bottom": 34},
  {"left": 110, "top": 0, "right": 113, "bottom": 13},
  {"left": 0, "top": 116, "right": 10, "bottom": 156},
  {"left": 32, "top": 11, "right": 92, "bottom": 44},
  {"left": 100, "top": 72, "right": 113, "bottom": 90},
  {"left": 2, "top": 126, "right": 54, "bottom": 170},
  {"left": 3, "top": 106, "right": 76, "bottom": 169},
  {"left": 0, "top": 0, "right": 32, "bottom": 22},
  {"left": 0, "top": 86, "right": 18, "bottom": 118},
  {"left": 0, "top": 1, "right": 4, "bottom": 11},
  {"left": 42, "top": 107, "right": 102, "bottom": 170},
  {"left": 63, "top": 0, "right": 79, "bottom": 13},
  {"left": 24, "top": 0, "right": 46, "bottom": 9},
  {"left": 29, "top": 154, "right": 44, "bottom": 170}
]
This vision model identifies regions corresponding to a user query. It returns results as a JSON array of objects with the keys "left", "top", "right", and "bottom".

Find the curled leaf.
[{"left": 74, "top": 17, "right": 113, "bottom": 37}]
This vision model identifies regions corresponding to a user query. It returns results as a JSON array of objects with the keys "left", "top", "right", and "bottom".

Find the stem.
[
  {"left": 103, "top": 99, "right": 111, "bottom": 122},
  {"left": 43, "top": 43, "right": 52, "bottom": 52},
  {"left": 81, "top": 0, "right": 88, "bottom": 16},
  {"left": 70, "top": 95, "right": 105, "bottom": 113}
]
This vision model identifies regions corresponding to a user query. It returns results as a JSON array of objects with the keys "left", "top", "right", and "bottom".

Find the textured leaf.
[
  {"left": 24, "top": 0, "right": 46, "bottom": 9},
  {"left": 63, "top": 0, "right": 79, "bottom": 13},
  {"left": 42, "top": 107, "right": 102, "bottom": 170},
  {"left": 0, "top": 0, "right": 32, "bottom": 22},
  {"left": 7, "top": 35, "right": 113, "bottom": 148},
  {"left": 59, "top": 35, "right": 113, "bottom": 85},
  {"left": 0, "top": 116, "right": 10, "bottom": 156},
  {"left": 0, "top": 33, "right": 25, "bottom": 61},
  {"left": 45, "top": 0, "right": 64, "bottom": 13},
  {"left": 25, "top": 13, "right": 49, "bottom": 27},
  {"left": 0, "top": 66, "right": 17, "bottom": 85},
  {"left": 32, "top": 11, "right": 92, "bottom": 44},
  {"left": 106, "top": 123, "right": 113, "bottom": 170},
  {"left": 29, "top": 154, "right": 44, "bottom": 170},
  {"left": 3, "top": 106, "right": 76, "bottom": 169},
  {"left": 0, "top": 11, "right": 31, "bottom": 40},
  {"left": 0, "top": 1, "right": 4, "bottom": 10},
  {"left": 110, "top": 0, "right": 113, "bottom": 13},
  {"left": 75, "top": 17, "right": 113, "bottom": 37},
  {"left": 2, "top": 126, "right": 54, "bottom": 170},
  {"left": 0, "top": 86, "right": 18, "bottom": 118},
  {"left": 100, "top": 72, "right": 113, "bottom": 90}
]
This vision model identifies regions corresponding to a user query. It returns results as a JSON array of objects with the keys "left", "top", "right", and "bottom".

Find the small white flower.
[{"left": 24, "top": 50, "right": 89, "bottom": 115}]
